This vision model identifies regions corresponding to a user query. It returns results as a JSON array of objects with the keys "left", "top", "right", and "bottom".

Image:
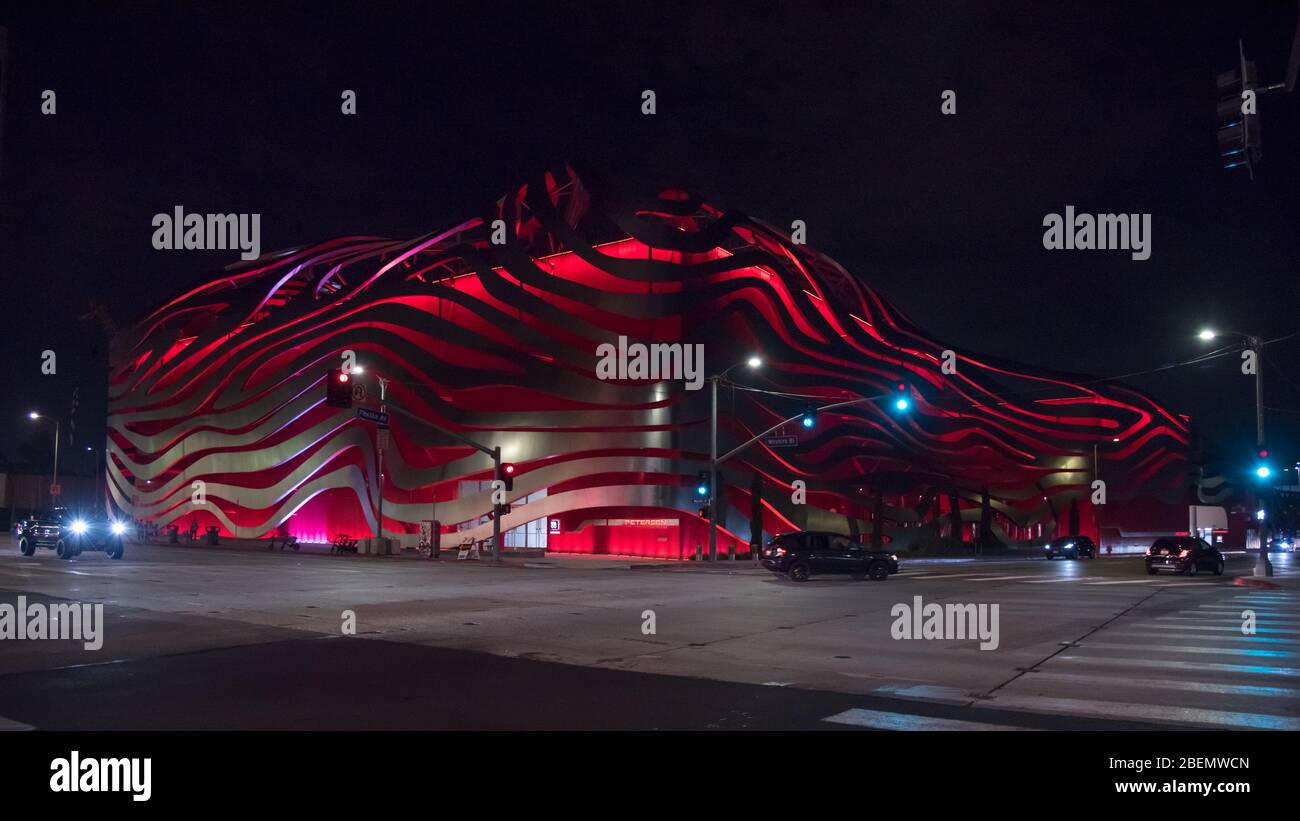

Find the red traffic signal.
[
  {"left": 326, "top": 369, "right": 353, "bottom": 408},
  {"left": 500, "top": 462, "right": 516, "bottom": 491}
]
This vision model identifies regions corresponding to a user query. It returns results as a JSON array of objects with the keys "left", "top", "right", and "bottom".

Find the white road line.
[
  {"left": 821, "top": 707, "right": 1031, "bottom": 731},
  {"left": 1023, "top": 577, "right": 1088, "bottom": 584},
  {"left": 985, "top": 694, "right": 1300, "bottom": 730},
  {"left": 1198, "top": 604, "right": 1300, "bottom": 613},
  {"left": 900, "top": 573, "right": 1013, "bottom": 581},
  {"left": 1021, "top": 671, "right": 1300, "bottom": 699},
  {"left": 1129, "top": 624, "right": 1300, "bottom": 635},
  {"left": 1055, "top": 654, "right": 1300, "bottom": 677},
  {"left": 1082, "top": 642, "right": 1300, "bottom": 658},
  {"left": 1100, "top": 632, "right": 1300, "bottom": 647},
  {"left": 0, "top": 715, "right": 34, "bottom": 731},
  {"left": 966, "top": 575, "right": 1042, "bottom": 582},
  {"left": 871, "top": 684, "right": 974, "bottom": 704},
  {"left": 1082, "top": 579, "right": 1163, "bottom": 585}
]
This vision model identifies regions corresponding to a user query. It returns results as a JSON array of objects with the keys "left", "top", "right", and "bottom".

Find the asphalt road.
[{"left": 0, "top": 537, "right": 1296, "bottom": 730}]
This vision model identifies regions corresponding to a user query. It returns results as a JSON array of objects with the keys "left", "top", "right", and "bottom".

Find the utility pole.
[
  {"left": 1249, "top": 334, "right": 1273, "bottom": 577},
  {"left": 492, "top": 446, "right": 502, "bottom": 563},
  {"left": 376, "top": 376, "right": 389, "bottom": 555},
  {"left": 52, "top": 419, "right": 60, "bottom": 507},
  {"left": 708, "top": 375, "right": 719, "bottom": 561}
]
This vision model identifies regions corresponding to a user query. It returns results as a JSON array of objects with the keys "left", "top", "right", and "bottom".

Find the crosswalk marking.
[
  {"left": 1083, "top": 579, "right": 1163, "bottom": 585},
  {"left": 1136, "top": 623, "right": 1300, "bottom": 635},
  {"left": 983, "top": 694, "right": 1300, "bottom": 730},
  {"left": 1082, "top": 642, "right": 1299, "bottom": 658},
  {"left": 1021, "top": 670, "right": 1300, "bottom": 699},
  {"left": 851, "top": 584, "right": 1300, "bottom": 730},
  {"left": 1100, "top": 632, "right": 1300, "bottom": 646},
  {"left": 822, "top": 707, "right": 1031, "bottom": 731},
  {"left": 1054, "top": 653, "right": 1300, "bottom": 676},
  {"left": 1023, "top": 577, "right": 1089, "bottom": 583}
]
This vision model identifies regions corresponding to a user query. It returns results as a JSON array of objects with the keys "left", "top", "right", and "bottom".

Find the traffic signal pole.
[
  {"left": 376, "top": 376, "right": 388, "bottom": 555},
  {"left": 708, "top": 376, "right": 719, "bottom": 561},
  {"left": 353, "top": 368, "right": 505, "bottom": 561},
  {"left": 1250, "top": 335, "right": 1273, "bottom": 577},
  {"left": 707, "top": 388, "right": 897, "bottom": 561},
  {"left": 492, "top": 446, "right": 502, "bottom": 563}
]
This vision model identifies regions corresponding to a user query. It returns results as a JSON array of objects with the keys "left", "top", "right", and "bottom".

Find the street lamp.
[
  {"left": 27, "top": 411, "right": 60, "bottom": 507},
  {"left": 1198, "top": 328, "right": 1271, "bottom": 576},
  {"left": 708, "top": 355, "right": 763, "bottom": 561}
]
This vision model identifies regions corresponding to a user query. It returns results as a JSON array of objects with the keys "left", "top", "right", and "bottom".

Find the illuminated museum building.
[{"left": 108, "top": 166, "right": 1198, "bottom": 558}]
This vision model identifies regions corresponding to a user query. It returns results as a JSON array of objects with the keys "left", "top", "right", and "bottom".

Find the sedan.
[{"left": 1145, "top": 536, "right": 1224, "bottom": 576}]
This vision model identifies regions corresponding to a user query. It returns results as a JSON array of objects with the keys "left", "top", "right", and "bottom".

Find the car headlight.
[
  {"left": 110, "top": 521, "right": 126, "bottom": 536},
  {"left": 890, "top": 554, "right": 898, "bottom": 561},
  {"left": 70, "top": 519, "right": 88, "bottom": 535}
]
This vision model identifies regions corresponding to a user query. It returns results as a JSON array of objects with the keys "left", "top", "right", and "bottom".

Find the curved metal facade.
[{"left": 107, "top": 165, "right": 1192, "bottom": 555}]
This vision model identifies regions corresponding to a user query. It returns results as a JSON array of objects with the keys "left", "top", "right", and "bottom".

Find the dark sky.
[{"left": 1, "top": 0, "right": 1297, "bottom": 481}]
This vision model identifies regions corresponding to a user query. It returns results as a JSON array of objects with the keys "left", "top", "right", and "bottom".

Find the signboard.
[
  {"left": 549, "top": 519, "right": 560, "bottom": 533},
  {"left": 49, "top": 483, "right": 61, "bottom": 497},
  {"left": 356, "top": 407, "right": 389, "bottom": 428},
  {"left": 352, "top": 383, "right": 368, "bottom": 403},
  {"left": 764, "top": 435, "right": 799, "bottom": 448}
]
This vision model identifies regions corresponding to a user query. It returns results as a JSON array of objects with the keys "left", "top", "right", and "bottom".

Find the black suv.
[
  {"left": 1042, "top": 535, "right": 1096, "bottom": 560},
  {"left": 760, "top": 530, "right": 898, "bottom": 582},
  {"left": 15, "top": 508, "right": 126, "bottom": 560},
  {"left": 1145, "top": 536, "right": 1223, "bottom": 576}
]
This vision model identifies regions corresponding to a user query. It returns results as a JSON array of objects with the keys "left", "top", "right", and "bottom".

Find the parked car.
[
  {"left": 1145, "top": 536, "right": 1223, "bottom": 576},
  {"left": 760, "top": 530, "right": 898, "bottom": 582},
  {"left": 15, "top": 508, "right": 126, "bottom": 560},
  {"left": 1042, "top": 535, "right": 1096, "bottom": 560}
]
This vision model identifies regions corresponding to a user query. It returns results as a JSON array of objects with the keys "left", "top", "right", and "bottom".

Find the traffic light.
[
  {"left": 696, "top": 470, "right": 711, "bottom": 499},
  {"left": 893, "top": 383, "right": 911, "bottom": 412},
  {"left": 326, "top": 369, "right": 353, "bottom": 408},
  {"left": 699, "top": 505, "right": 710, "bottom": 519},
  {"left": 800, "top": 408, "right": 816, "bottom": 429},
  {"left": 500, "top": 462, "right": 516, "bottom": 492},
  {"left": 1216, "top": 42, "right": 1261, "bottom": 177},
  {"left": 1255, "top": 449, "right": 1273, "bottom": 480}
]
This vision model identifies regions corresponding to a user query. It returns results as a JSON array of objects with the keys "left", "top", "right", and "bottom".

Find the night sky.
[{"left": 1, "top": 1, "right": 1297, "bottom": 482}]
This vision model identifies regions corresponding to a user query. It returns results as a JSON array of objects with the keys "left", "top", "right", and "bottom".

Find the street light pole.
[
  {"left": 28, "top": 412, "right": 60, "bottom": 507},
  {"left": 52, "top": 418, "right": 60, "bottom": 504},
  {"left": 492, "top": 446, "right": 502, "bottom": 563},
  {"left": 376, "top": 376, "right": 389, "bottom": 555},
  {"left": 709, "top": 375, "right": 719, "bottom": 561},
  {"left": 1200, "top": 329, "right": 1272, "bottom": 576},
  {"left": 1248, "top": 334, "right": 1273, "bottom": 577}
]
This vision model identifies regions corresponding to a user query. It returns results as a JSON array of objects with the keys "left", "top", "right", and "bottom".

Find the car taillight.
[
  {"left": 1178, "top": 549, "right": 1190, "bottom": 558},
  {"left": 773, "top": 547, "right": 787, "bottom": 557}
]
